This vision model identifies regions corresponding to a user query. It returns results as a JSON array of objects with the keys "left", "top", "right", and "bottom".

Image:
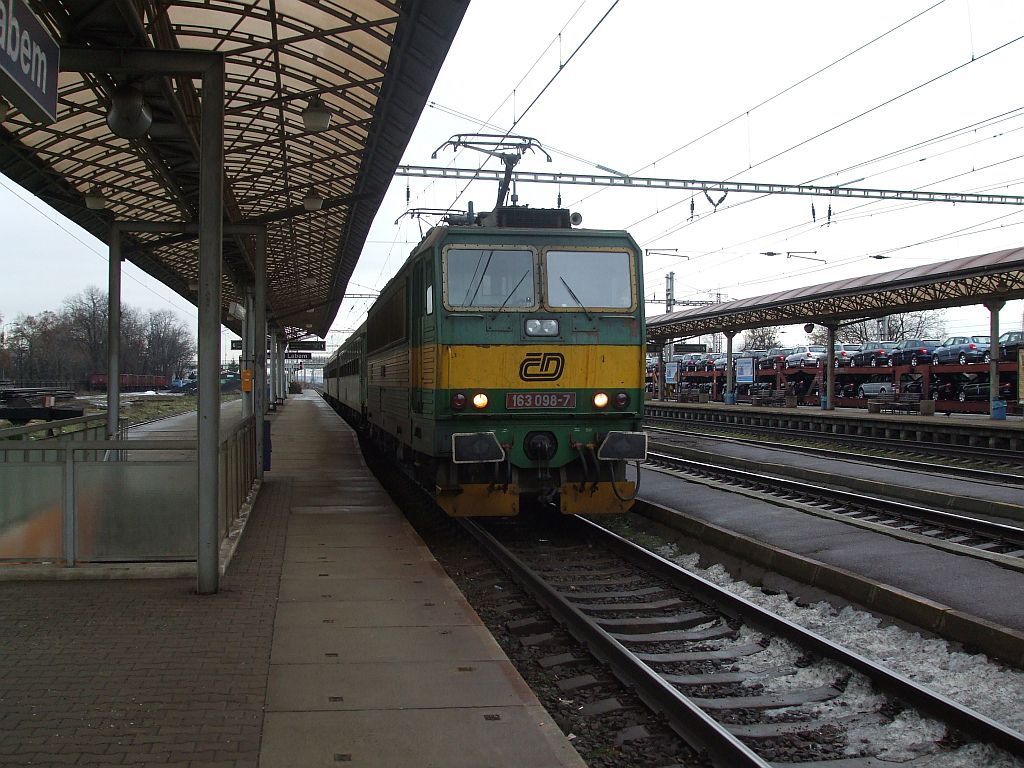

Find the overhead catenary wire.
[
  {"left": 633, "top": 31, "right": 1024, "bottom": 241},
  {"left": 445, "top": 0, "right": 622, "bottom": 211},
  {"left": 641, "top": 105, "right": 1024, "bottom": 271},
  {"left": 569, "top": 0, "right": 950, "bottom": 210},
  {"left": 407, "top": 1, "right": 590, "bottom": 210}
]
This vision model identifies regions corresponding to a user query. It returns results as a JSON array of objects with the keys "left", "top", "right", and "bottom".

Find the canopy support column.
[
  {"left": 724, "top": 331, "right": 736, "bottom": 404},
  {"left": 825, "top": 325, "right": 836, "bottom": 410},
  {"left": 241, "top": 287, "right": 254, "bottom": 418},
  {"left": 196, "top": 59, "right": 225, "bottom": 595},
  {"left": 986, "top": 300, "right": 1006, "bottom": 417},
  {"left": 254, "top": 232, "right": 267, "bottom": 479},
  {"left": 107, "top": 227, "right": 121, "bottom": 440}
]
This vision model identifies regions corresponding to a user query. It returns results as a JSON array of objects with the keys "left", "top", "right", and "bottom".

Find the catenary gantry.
[{"left": 0, "top": 0, "right": 466, "bottom": 338}]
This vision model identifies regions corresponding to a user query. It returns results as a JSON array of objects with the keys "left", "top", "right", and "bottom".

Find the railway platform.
[{"left": 0, "top": 392, "right": 584, "bottom": 768}]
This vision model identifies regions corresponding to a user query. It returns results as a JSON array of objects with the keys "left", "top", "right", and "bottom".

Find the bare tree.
[
  {"left": 3, "top": 290, "right": 195, "bottom": 386},
  {"left": 808, "top": 311, "right": 946, "bottom": 345},
  {"left": 63, "top": 286, "right": 109, "bottom": 374},
  {"left": 740, "top": 325, "right": 782, "bottom": 350}
]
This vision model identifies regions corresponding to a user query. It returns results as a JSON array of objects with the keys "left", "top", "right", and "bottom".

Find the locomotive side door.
[{"left": 410, "top": 259, "right": 437, "bottom": 416}]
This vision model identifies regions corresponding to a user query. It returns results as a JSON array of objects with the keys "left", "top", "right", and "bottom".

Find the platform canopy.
[
  {"left": 648, "top": 246, "right": 1024, "bottom": 341},
  {"left": 0, "top": 0, "right": 466, "bottom": 337}
]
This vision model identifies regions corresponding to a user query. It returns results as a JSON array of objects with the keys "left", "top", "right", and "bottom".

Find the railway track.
[
  {"left": 465, "top": 515, "right": 1024, "bottom": 767},
  {"left": 644, "top": 412, "right": 1024, "bottom": 474},
  {"left": 642, "top": 449, "right": 1024, "bottom": 565},
  {"left": 647, "top": 423, "right": 1024, "bottom": 487}
]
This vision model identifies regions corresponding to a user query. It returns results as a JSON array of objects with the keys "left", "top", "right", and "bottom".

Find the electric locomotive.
[{"left": 323, "top": 205, "right": 646, "bottom": 516}]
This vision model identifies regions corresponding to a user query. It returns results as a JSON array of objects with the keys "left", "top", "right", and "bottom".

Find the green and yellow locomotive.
[{"left": 323, "top": 205, "right": 646, "bottom": 517}]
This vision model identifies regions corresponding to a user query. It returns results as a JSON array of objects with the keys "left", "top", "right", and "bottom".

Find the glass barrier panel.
[
  {"left": 76, "top": 462, "right": 197, "bottom": 561},
  {"left": 0, "top": 464, "right": 64, "bottom": 561}
]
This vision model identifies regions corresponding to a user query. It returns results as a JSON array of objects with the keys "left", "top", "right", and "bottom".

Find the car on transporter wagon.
[
  {"left": 888, "top": 338, "right": 942, "bottom": 367},
  {"left": 931, "top": 335, "right": 991, "bottom": 365},
  {"left": 850, "top": 341, "right": 899, "bottom": 367},
  {"left": 784, "top": 345, "right": 829, "bottom": 368},
  {"left": 761, "top": 347, "right": 795, "bottom": 370},
  {"left": 832, "top": 343, "right": 861, "bottom": 367}
]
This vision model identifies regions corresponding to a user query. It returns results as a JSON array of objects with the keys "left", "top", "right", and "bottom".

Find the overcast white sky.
[{"left": 3, "top": 0, "right": 1024, "bottom": 354}]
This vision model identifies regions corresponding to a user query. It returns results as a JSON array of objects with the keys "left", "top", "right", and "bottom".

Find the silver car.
[
  {"left": 785, "top": 345, "right": 828, "bottom": 368},
  {"left": 857, "top": 378, "right": 893, "bottom": 398}
]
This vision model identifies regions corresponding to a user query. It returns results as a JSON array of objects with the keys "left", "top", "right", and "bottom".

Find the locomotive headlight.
[
  {"left": 451, "top": 392, "right": 467, "bottom": 410},
  {"left": 472, "top": 393, "right": 489, "bottom": 409},
  {"left": 593, "top": 392, "right": 609, "bottom": 409},
  {"left": 614, "top": 392, "right": 630, "bottom": 409},
  {"left": 525, "top": 318, "right": 559, "bottom": 336}
]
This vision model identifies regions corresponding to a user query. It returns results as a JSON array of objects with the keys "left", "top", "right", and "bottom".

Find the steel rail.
[
  {"left": 458, "top": 518, "right": 771, "bottom": 768},
  {"left": 645, "top": 449, "right": 1024, "bottom": 550},
  {"left": 644, "top": 408, "right": 1024, "bottom": 467},
  {"left": 645, "top": 423, "right": 1024, "bottom": 486},
  {"left": 575, "top": 517, "right": 1024, "bottom": 759}
]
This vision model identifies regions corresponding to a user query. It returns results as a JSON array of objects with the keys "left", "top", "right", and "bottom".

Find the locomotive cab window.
[
  {"left": 443, "top": 247, "right": 537, "bottom": 310},
  {"left": 544, "top": 249, "right": 634, "bottom": 311}
]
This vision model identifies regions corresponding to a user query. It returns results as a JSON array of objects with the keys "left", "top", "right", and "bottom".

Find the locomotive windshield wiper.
[
  {"left": 494, "top": 270, "right": 531, "bottom": 314},
  {"left": 559, "top": 276, "right": 593, "bottom": 321}
]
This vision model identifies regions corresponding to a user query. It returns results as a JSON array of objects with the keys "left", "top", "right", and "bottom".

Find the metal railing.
[
  {"left": 219, "top": 415, "right": 257, "bottom": 539},
  {"left": 0, "top": 414, "right": 260, "bottom": 568}
]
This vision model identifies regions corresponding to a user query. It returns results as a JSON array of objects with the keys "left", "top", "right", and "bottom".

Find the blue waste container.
[
  {"left": 724, "top": 392, "right": 736, "bottom": 405},
  {"left": 820, "top": 395, "right": 829, "bottom": 410},
  {"left": 991, "top": 400, "right": 1006, "bottom": 421}
]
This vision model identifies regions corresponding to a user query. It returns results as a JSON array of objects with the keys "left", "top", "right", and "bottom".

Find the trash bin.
[
  {"left": 820, "top": 395, "right": 829, "bottom": 410},
  {"left": 263, "top": 419, "right": 272, "bottom": 470},
  {"left": 724, "top": 392, "right": 736, "bottom": 405},
  {"left": 991, "top": 400, "right": 1007, "bottom": 421}
]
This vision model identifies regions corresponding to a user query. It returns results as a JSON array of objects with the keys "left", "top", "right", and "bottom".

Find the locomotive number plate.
[{"left": 506, "top": 392, "right": 576, "bottom": 409}]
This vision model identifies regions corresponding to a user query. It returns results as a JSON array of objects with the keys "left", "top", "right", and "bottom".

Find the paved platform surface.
[
  {"left": 0, "top": 392, "right": 584, "bottom": 768},
  {"left": 259, "top": 393, "right": 583, "bottom": 768}
]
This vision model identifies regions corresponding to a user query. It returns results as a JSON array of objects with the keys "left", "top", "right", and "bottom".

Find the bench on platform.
[
  {"left": 751, "top": 389, "right": 795, "bottom": 407},
  {"left": 868, "top": 392, "right": 923, "bottom": 414}
]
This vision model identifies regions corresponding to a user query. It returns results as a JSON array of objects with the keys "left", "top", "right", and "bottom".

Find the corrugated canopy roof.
[
  {"left": 0, "top": 0, "right": 466, "bottom": 337},
  {"left": 648, "top": 246, "right": 1024, "bottom": 341}
]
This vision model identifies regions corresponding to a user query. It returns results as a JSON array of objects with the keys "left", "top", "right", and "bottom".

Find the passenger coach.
[{"left": 323, "top": 206, "right": 647, "bottom": 517}]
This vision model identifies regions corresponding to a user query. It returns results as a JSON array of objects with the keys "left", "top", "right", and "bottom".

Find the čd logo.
[{"left": 519, "top": 352, "right": 565, "bottom": 381}]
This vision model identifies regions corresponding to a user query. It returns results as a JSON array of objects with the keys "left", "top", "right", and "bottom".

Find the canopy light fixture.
[
  {"left": 84, "top": 187, "right": 107, "bottom": 210},
  {"left": 303, "top": 189, "right": 324, "bottom": 211},
  {"left": 107, "top": 84, "right": 152, "bottom": 139},
  {"left": 301, "top": 97, "right": 332, "bottom": 132}
]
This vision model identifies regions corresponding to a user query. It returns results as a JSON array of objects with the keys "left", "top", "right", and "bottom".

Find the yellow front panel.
[{"left": 436, "top": 345, "right": 643, "bottom": 389}]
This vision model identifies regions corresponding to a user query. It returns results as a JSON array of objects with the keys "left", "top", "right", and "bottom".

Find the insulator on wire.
[
  {"left": 557, "top": 192, "right": 562, "bottom": 207},
  {"left": 689, "top": 199, "right": 695, "bottom": 221},
  {"left": 405, "top": 182, "right": 410, "bottom": 205},
  {"left": 827, "top": 204, "right": 832, "bottom": 226},
  {"left": 811, "top": 203, "right": 816, "bottom": 223}
]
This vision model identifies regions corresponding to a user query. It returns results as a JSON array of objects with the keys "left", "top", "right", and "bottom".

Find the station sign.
[
  {"left": 230, "top": 340, "right": 242, "bottom": 350},
  {"left": 285, "top": 351, "right": 312, "bottom": 360},
  {"left": 288, "top": 340, "right": 326, "bottom": 351},
  {"left": 0, "top": 0, "right": 59, "bottom": 123}
]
